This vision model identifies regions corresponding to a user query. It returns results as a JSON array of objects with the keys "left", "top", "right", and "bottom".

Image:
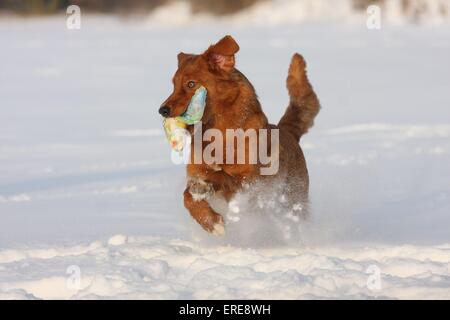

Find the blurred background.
[{"left": 0, "top": 0, "right": 449, "bottom": 25}]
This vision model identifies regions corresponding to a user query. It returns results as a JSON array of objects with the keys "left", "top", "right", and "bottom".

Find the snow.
[
  {"left": 0, "top": 13, "right": 450, "bottom": 299},
  {"left": 1, "top": 237, "right": 449, "bottom": 299},
  {"left": 107, "top": 234, "right": 128, "bottom": 246}
]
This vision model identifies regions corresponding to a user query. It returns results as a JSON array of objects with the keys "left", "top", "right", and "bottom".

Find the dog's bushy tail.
[{"left": 278, "top": 53, "right": 320, "bottom": 141}]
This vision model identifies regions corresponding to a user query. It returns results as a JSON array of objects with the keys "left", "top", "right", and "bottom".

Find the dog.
[{"left": 160, "top": 35, "right": 320, "bottom": 235}]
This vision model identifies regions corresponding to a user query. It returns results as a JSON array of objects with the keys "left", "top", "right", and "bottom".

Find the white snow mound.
[{"left": 1, "top": 237, "right": 449, "bottom": 299}]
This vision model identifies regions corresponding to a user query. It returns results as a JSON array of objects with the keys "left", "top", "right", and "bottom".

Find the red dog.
[{"left": 160, "top": 35, "right": 320, "bottom": 235}]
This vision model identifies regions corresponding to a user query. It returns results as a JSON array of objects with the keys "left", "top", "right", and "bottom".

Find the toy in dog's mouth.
[{"left": 163, "top": 86, "right": 207, "bottom": 151}]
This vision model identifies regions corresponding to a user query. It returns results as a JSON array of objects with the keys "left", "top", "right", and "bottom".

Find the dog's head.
[{"left": 159, "top": 35, "right": 240, "bottom": 120}]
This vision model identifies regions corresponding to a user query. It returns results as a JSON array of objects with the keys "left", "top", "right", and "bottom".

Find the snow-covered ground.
[{"left": 0, "top": 14, "right": 449, "bottom": 299}]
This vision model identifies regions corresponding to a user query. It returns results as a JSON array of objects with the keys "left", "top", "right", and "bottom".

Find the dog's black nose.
[{"left": 159, "top": 106, "right": 170, "bottom": 118}]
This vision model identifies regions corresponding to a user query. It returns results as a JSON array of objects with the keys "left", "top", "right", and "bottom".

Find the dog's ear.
[
  {"left": 177, "top": 52, "right": 191, "bottom": 67},
  {"left": 205, "top": 35, "right": 240, "bottom": 73}
]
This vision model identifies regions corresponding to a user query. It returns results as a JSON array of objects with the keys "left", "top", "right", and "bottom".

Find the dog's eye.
[{"left": 187, "top": 81, "right": 196, "bottom": 89}]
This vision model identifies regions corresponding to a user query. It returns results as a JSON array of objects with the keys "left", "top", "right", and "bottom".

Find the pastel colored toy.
[
  {"left": 163, "top": 86, "right": 207, "bottom": 151},
  {"left": 163, "top": 117, "right": 188, "bottom": 152}
]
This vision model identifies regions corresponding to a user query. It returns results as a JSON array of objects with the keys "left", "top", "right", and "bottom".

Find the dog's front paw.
[
  {"left": 201, "top": 212, "right": 225, "bottom": 236},
  {"left": 211, "top": 216, "right": 225, "bottom": 236},
  {"left": 188, "top": 179, "right": 214, "bottom": 202},
  {"left": 184, "top": 180, "right": 224, "bottom": 236}
]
